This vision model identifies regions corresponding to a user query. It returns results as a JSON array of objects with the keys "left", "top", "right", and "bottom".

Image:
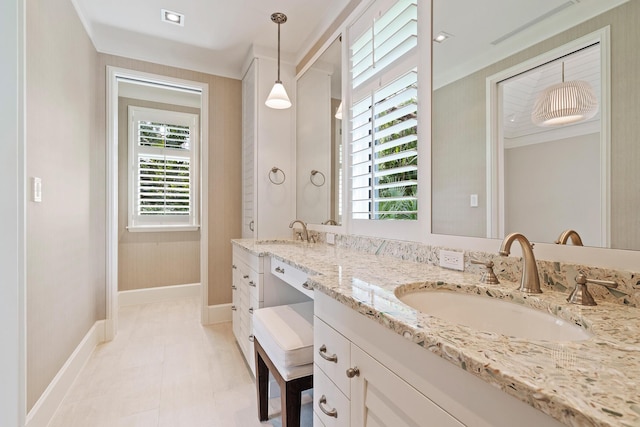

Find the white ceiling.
[
  {"left": 432, "top": 0, "right": 627, "bottom": 89},
  {"left": 71, "top": 0, "right": 351, "bottom": 79},
  {"left": 432, "top": 0, "right": 627, "bottom": 142}
]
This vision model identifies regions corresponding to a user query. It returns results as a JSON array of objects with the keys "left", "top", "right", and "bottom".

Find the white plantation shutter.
[
  {"left": 129, "top": 106, "right": 199, "bottom": 229},
  {"left": 349, "top": 0, "right": 418, "bottom": 220}
]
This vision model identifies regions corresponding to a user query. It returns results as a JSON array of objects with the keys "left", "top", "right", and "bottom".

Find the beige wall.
[
  {"left": 117, "top": 98, "right": 201, "bottom": 291},
  {"left": 26, "top": 0, "right": 241, "bottom": 410},
  {"left": 97, "top": 54, "right": 242, "bottom": 305},
  {"left": 26, "top": 0, "right": 101, "bottom": 410},
  {"left": 432, "top": 1, "right": 640, "bottom": 249}
]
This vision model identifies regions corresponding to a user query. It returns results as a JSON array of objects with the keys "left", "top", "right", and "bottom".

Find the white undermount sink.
[{"left": 396, "top": 290, "right": 592, "bottom": 342}]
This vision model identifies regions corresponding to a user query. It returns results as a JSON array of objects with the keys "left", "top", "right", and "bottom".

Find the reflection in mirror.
[
  {"left": 497, "top": 43, "right": 603, "bottom": 246},
  {"left": 431, "top": 0, "right": 640, "bottom": 250},
  {"left": 296, "top": 36, "right": 342, "bottom": 225}
]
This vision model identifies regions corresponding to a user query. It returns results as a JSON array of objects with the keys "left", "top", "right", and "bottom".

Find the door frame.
[{"left": 106, "top": 66, "right": 210, "bottom": 339}]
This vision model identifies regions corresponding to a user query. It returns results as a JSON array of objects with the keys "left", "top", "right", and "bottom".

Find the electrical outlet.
[
  {"left": 326, "top": 233, "right": 335, "bottom": 245},
  {"left": 439, "top": 249, "right": 464, "bottom": 271}
]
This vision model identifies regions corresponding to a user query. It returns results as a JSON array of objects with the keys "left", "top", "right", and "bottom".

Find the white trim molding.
[
  {"left": 106, "top": 66, "right": 210, "bottom": 342},
  {"left": 25, "top": 321, "right": 106, "bottom": 427},
  {"left": 118, "top": 283, "right": 201, "bottom": 307},
  {"left": 206, "top": 303, "right": 232, "bottom": 325}
]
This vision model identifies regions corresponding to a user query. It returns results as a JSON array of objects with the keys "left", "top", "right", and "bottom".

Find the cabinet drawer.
[
  {"left": 271, "top": 258, "right": 314, "bottom": 299},
  {"left": 314, "top": 317, "right": 351, "bottom": 397},
  {"left": 314, "top": 365, "right": 350, "bottom": 427},
  {"left": 232, "top": 245, "right": 263, "bottom": 273},
  {"left": 313, "top": 411, "right": 326, "bottom": 427}
]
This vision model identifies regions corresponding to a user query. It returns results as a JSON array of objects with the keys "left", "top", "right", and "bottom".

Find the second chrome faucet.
[{"left": 499, "top": 232, "right": 542, "bottom": 294}]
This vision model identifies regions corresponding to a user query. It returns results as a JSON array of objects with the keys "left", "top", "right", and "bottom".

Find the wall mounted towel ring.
[
  {"left": 269, "top": 167, "right": 286, "bottom": 185},
  {"left": 310, "top": 170, "right": 326, "bottom": 187}
]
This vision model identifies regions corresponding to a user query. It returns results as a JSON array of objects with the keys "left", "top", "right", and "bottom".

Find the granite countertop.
[{"left": 232, "top": 239, "right": 640, "bottom": 427}]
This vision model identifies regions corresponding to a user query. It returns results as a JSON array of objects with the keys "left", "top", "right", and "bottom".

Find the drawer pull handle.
[
  {"left": 318, "top": 395, "right": 338, "bottom": 418},
  {"left": 346, "top": 367, "right": 360, "bottom": 378},
  {"left": 243, "top": 275, "right": 249, "bottom": 279},
  {"left": 232, "top": 264, "right": 237, "bottom": 269},
  {"left": 249, "top": 307, "right": 254, "bottom": 314},
  {"left": 318, "top": 345, "right": 338, "bottom": 363},
  {"left": 275, "top": 266, "right": 285, "bottom": 274},
  {"left": 249, "top": 280, "right": 256, "bottom": 287},
  {"left": 302, "top": 281, "right": 313, "bottom": 291},
  {"left": 231, "top": 305, "right": 237, "bottom": 311},
  {"left": 249, "top": 334, "right": 254, "bottom": 342},
  {"left": 231, "top": 285, "right": 237, "bottom": 290}
]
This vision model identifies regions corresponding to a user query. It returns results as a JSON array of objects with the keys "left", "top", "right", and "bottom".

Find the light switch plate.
[
  {"left": 326, "top": 233, "right": 335, "bottom": 245},
  {"left": 32, "top": 177, "right": 42, "bottom": 202}
]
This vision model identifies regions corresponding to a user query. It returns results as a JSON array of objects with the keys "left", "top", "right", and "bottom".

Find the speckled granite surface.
[{"left": 233, "top": 238, "right": 640, "bottom": 427}]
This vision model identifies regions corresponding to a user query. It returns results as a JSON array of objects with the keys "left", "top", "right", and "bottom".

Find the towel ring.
[
  {"left": 310, "top": 170, "right": 326, "bottom": 187},
  {"left": 269, "top": 167, "right": 286, "bottom": 185}
]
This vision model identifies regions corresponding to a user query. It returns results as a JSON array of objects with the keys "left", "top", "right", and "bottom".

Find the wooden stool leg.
[
  {"left": 254, "top": 342, "right": 269, "bottom": 421},
  {"left": 281, "top": 381, "right": 301, "bottom": 427}
]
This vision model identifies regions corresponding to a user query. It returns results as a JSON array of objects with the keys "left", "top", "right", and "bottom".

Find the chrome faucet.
[
  {"left": 555, "top": 229, "right": 584, "bottom": 246},
  {"left": 498, "top": 233, "right": 542, "bottom": 294},
  {"left": 289, "top": 220, "right": 309, "bottom": 242}
]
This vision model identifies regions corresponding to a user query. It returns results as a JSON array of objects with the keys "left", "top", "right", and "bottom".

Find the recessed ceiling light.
[
  {"left": 433, "top": 31, "right": 453, "bottom": 43},
  {"left": 161, "top": 9, "right": 184, "bottom": 26}
]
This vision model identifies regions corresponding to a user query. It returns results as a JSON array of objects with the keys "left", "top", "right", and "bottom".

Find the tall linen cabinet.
[{"left": 241, "top": 53, "right": 296, "bottom": 239}]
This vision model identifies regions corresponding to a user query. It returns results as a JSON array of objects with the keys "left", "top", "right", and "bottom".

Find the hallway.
[{"left": 48, "top": 297, "right": 308, "bottom": 426}]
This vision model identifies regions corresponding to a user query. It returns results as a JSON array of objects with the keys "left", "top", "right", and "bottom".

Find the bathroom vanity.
[{"left": 232, "top": 238, "right": 640, "bottom": 427}]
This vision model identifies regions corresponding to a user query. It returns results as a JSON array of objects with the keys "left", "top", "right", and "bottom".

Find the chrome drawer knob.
[{"left": 346, "top": 367, "right": 360, "bottom": 378}]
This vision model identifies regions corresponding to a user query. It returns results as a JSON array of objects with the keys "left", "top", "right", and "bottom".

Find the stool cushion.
[{"left": 253, "top": 301, "right": 314, "bottom": 370}]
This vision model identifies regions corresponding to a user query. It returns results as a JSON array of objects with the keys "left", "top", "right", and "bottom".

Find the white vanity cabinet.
[
  {"left": 313, "top": 314, "right": 461, "bottom": 427},
  {"left": 314, "top": 291, "right": 565, "bottom": 427},
  {"left": 231, "top": 245, "right": 313, "bottom": 374},
  {"left": 231, "top": 245, "right": 264, "bottom": 375}
]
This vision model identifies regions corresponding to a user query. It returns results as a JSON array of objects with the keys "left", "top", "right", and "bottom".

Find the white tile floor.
[{"left": 48, "top": 297, "right": 312, "bottom": 427}]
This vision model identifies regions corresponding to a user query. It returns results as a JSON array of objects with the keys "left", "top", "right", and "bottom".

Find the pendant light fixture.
[
  {"left": 531, "top": 62, "right": 598, "bottom": 127},
  {"left": 265, "top": 12, "right": 292, "bottom": 109}
]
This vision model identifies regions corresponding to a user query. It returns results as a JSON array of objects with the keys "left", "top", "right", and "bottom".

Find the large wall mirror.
[
  {"left": 431, "top": 0, "right": 639, "bottom": 250},
  {"left": 296, "top": 36, "right": 343, "bottom": 226}
]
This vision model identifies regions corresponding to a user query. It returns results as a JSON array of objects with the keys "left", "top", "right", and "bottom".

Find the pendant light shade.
[
  {"left": 531, "top": 63, "right": 598, "bottom": 127},
  {"left": 266, "top": 82, "right": 291, "bottom": 109},
  {"left": 265, "top": 12, "right": 291, "bottom": 110}
]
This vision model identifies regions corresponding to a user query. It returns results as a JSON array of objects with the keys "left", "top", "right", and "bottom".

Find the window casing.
[
  {"left": 349, "top": 0, "right": 419, "bottom": 221},
  {"left": 128, "top": 106, "right": 199, "bottom": 230}
]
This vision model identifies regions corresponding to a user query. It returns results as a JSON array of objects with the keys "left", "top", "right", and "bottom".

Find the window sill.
[{"left": 127, "top": 225, "right": 200, "bottom": 233}]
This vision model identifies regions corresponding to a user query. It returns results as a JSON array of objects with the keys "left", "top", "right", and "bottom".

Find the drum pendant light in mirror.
[
  {"left": 531, "top": 62, "right": 598, "bottom": 127},
  {"left": 265, "top": 12, "right": 292, "bottom": 109}
]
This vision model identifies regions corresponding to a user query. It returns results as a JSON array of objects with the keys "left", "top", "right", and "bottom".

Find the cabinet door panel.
[{"left": 350, "top": 345, "right": 464, "bottom": 427}]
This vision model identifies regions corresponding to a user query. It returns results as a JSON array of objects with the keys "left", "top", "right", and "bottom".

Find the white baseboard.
[
  {"left": 118, "top": 283, "right": 201, "bottom": 307},
  {"left": 206, "top": 303, "right": 232, "bottom": 324},
  {"left": 26, "top": 320, "right": 106, "bottom": 427}
]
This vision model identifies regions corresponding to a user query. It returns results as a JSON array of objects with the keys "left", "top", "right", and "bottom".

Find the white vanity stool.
[{"left": 253, "top": 301, "right": 314, "bottom": 427}]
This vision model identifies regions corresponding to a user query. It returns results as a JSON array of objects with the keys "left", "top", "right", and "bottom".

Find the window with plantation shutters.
[
  {"left": 128, "top": 106, "right": 199, "bottom": 230},
  {"left": 349, "top": 0, "right": 418, "bottom": 220}
]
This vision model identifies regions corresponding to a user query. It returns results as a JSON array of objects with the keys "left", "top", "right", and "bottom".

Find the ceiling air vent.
[{"left": 491, "top": 1, "right": 577, "bottom": 45}]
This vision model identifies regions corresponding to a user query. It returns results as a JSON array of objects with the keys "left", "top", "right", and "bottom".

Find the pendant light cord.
[{"left": 277, "top": 21, "right": 281, "bottom": 83}]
